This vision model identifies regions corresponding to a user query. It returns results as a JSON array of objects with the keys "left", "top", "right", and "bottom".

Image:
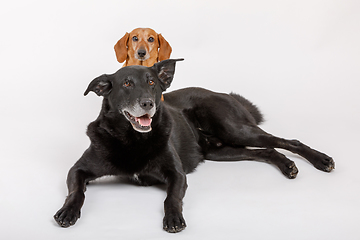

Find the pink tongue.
[{"left": 136, "top": 116, "right": 152, "bottom": 126}]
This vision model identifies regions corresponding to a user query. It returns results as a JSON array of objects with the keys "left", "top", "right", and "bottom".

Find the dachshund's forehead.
[{"left": 130, "top": 28, "right": 157, "bottom": 38}]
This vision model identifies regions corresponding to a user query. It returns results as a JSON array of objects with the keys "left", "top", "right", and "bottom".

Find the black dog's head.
[{"left": 84, "top": 59, "right": 184, "bottom": 133}]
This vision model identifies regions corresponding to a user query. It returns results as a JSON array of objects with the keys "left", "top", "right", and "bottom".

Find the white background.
[{"left": 1, "top": 0, "right": 359, "bottom": 239}]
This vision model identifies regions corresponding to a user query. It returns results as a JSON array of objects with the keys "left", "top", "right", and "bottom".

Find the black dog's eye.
[
  {"left": 148, "top": 37, "right": 154, "bottom": 42},
  {"left": 148, "top": 80, "right": 155, "bottom": 86},
  {"left": 123, "top": 80, "right": 132, "bottom": 88},
  {"left": 132, "top": 36, "right": 138, "bottom": 42}
]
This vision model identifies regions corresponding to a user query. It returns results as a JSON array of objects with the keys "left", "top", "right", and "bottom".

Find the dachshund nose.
[
  {"left": 139, "top": 98, "right": 154, "bottom": 110},
  {"left": 137, "top": 49, "right": 147, "bottom": 58}
]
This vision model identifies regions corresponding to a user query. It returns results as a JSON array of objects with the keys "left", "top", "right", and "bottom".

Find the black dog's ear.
[
  {"left": 84, "top": 74, "right": 112, "bottom": 96},
  {"left": 151, "top": 58, "right": 184, "bottom": 91}
]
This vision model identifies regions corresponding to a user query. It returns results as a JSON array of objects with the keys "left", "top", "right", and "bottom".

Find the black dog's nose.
[
  {"left": 137, "top": 49, "right": 146, "bottom": 58},
  {"left": 140, "top": 98, "right": 154, "bottom": 110}
]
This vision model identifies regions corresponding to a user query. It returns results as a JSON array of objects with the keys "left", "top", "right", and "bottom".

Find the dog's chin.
[
  {"left": 123, "top": 110, "right": 153, "bottom": 133},
  {"left": 135, "top": 55, "right": 150, "bottom": 62}
]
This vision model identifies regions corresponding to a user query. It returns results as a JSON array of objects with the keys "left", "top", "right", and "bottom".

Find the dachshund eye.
[
  {"left": 132, "top": 36, "right": 138, "bottom": 42},
  {"left": 148, "top": 80, "right": 155, "bottom": 86},
  {"left": 123, "top": 80, "right": 132, "bottom": 87},
  {"left": 148, "top": 37, "right": 154, "bottom": 42}
]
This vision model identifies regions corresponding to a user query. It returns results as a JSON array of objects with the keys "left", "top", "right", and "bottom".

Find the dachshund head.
[{"left": 114, "top": 28, "right": 172, "bottom": 67}]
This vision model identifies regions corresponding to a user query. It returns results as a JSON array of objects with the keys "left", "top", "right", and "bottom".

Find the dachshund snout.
[{"left": 137, "top": 49, "right": 147, "bottom": 58}]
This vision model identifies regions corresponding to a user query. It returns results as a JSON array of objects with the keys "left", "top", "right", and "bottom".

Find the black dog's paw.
[
  {"left": 54, "top": 206, "right": 81, "bottom": 228},
  {"left": 281, "top": 162, "right": 299, "bottom": 179},
  {"left": 313, "top": 154, "right": 335, "bottom": 173},
  {"left": 163, "top": 213, "right": 187, "bottom": 233}
]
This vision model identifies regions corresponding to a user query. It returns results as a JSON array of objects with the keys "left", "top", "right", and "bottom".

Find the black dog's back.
[{"left": 164, "top": 87, "right": 263, "bottom": 127}]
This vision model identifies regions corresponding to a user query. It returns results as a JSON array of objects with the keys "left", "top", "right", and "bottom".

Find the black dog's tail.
[{"left": 229, "top": 92, "right": 264, "bottom": 125}]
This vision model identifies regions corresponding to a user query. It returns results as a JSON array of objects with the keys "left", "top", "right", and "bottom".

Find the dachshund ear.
[
  {"left": 114, "top": 32, "right": 129, "bottom": 63},
  {"left": 151, "top": 59, "right": 183, "bottom": 91},
  {"left": 84, "top": 74, "right": 112, "bottom": 96},
  {"left": 158, "top": 34, "right": 172, "bottom": 62}
]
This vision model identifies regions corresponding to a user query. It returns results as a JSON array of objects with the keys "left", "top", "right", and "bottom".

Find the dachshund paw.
[
  {"left": 163, "top": 212, "right": 187, "bottom": 233},
  {"left": 54, "top": 206, "right": 81, "bottom": 228}
]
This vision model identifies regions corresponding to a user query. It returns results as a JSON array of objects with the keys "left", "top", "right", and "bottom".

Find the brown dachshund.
[{"left": 114, "top": 28, "right": 172, "bottom": 67}]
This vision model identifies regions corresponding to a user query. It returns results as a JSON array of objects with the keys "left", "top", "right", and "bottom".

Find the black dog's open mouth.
[{"left": 124, "top": 111, "right": 153, "bottom": 133}]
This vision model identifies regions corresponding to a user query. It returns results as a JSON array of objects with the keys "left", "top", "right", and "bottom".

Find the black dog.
[{"left": 54, "top": 59, "right": 334, "bottom": 233}]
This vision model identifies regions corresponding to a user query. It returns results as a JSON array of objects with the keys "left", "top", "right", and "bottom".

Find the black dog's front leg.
[
  {"left": 161, "top": 147, "right": 188, "bottom": 233},
  {"left": 163, "top": 172, "right": 187, "bottom": 233},
  {"left": 54, "top": 164, "right": 95, "bottom": 227}
]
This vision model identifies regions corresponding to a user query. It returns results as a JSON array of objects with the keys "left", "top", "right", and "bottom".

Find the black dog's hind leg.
[
  {"left": 192, "top": 94, "right": 334, "bottom": 174},
  {"left": 205, "top": 146, "right": 299, "bottom": 179},
  {"left": 216, "top": 125, "right": 335, "bottom": 173},
  {"left": 54, "top": 164, "right": 96, "bottom": 227},
  {"left": 262, "top": 135, "right": 335, "bottom": 172}
]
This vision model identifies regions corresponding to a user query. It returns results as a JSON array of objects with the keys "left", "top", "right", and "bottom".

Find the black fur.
[
  {"left": 229, "top": 92, "right": 264, "bottom": 124},
  {"left": 54, "top": 59, "right": 334, "bottom": 233}
]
